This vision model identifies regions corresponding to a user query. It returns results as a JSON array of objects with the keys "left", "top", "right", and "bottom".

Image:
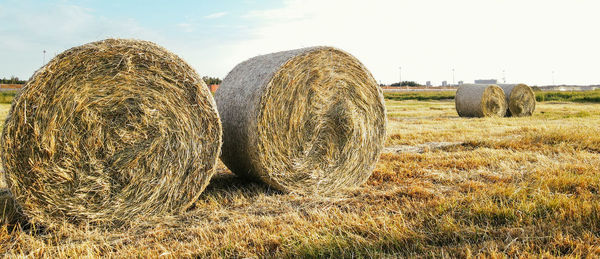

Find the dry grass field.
[{"left": 1, "top": 94, "right": 599, "bottom": 257}]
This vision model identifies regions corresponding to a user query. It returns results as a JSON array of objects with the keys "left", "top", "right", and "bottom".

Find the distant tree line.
[
  {"left": 390, "top": 81, "right": 420, "bottom": 87},
  {"left": 202, "top": 76, "right": 222, "bottom": 85},
  {"left": 0, "top": 76, "right": 26, "bottom": 84}
]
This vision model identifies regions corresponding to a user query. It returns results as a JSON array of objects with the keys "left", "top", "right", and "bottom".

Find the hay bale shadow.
[
  {"left": 201, "top": 168, "right": 282, "bottom": 199},
  {"left": 0, "top": 189, "right": 24, "bottom": 225},
  {"left": 0, "top": 189, "right": 43, "bottom": 234}
]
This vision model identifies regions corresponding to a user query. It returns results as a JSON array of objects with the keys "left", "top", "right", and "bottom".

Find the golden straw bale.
[
  {"left": 455, "top": 84, "right": 507, "bottom": 117},
  {"left": 215, "top": 47, "right": 386, "bottom": 194},
  {"left": 499, "top": 83, "right": 536, "bottom": 117},
  {"left": 1, "top": 39, "right": 222, "bottom": 228}
]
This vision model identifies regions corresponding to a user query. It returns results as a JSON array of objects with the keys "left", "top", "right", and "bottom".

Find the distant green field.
[
  {"left": 0, "top": 91, "right": 17, "bottom": 104},
  {"left": 383, "top": 91, "right": 455, "bottom": 101},
  {"left": 535, "top": 90, "right": 600, "bottom": 103},
  {"left": 1, "top": 89, "right": 599, "bottom": 104},
  {"left": 383, "top": 89, "right": 600, "bottom": 103}
]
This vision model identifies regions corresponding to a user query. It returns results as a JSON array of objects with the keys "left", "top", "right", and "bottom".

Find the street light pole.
[
  {"left": 43, "top": 50, "right": 46, "bottom": 65},
  {"left": 399, "top": 66, "right": 402, "bottom": 87}
]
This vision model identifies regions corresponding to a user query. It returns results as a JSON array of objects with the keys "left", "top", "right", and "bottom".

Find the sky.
[{"left": 0, "top": 0, "right": 599, "bottom": 86}]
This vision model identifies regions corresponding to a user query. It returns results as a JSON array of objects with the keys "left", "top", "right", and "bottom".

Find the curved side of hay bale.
[
  {"left": 499, "top": 84, "right": 536, "bottom": 117},
  {"left": 215, "top": 47, "right": 386, "bottom": 194},
  {"left": 455, "top": 84, "right": 507, "bottom": 117},
  {"left": 213, "top": 48, "right": 311, "bottom": 180},
  {"left": 1, "top": 39, "right": 222, "bottom": 227}
]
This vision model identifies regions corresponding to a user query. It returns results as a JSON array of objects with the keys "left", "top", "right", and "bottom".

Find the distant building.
[
  {"left": 458, "top": 81, "right": 464, "bottom": 85},
  {"left": 474, "top": 79, "right": 498, "bottom": 84},
  {"left": 426, "top": 81, "right": 431, "bottom": 87},
  {"left": 442, "top": 81, "right": 447, "bottom": 87},
  {"left": 209, "top": 84, "right": 219, "bottom": 92}
]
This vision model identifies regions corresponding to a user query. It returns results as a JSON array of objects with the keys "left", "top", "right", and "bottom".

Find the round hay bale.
[
  {"left": 499, "top": 84, "right": 536, "bottom": 117},
  {"left": 215, "top": 47, "right": 386, "bottom": 194},
  {"left": 0, "top": 39, "right": 222, "bottom": 227},
  {"left": 455, "top": 84, "right": 507, "bottom": 117}
]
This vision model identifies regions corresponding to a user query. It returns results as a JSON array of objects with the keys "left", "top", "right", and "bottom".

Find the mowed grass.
[{"left": 1, "top": 97, "right": 599, "bottom": 257}]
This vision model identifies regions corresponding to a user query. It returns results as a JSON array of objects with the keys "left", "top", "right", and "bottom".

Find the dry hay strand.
[
  {"left": 499, "top": 83, "right": 536, "bottom": 117},
  {"left": 215, "top": 47, "right": 386, "bottom": 194},
  {"left": 0, "top": 39, "right": 222, "bottom": 228},
  {"left": 455, "top": 84, "right": 507, "bottom": 117}
]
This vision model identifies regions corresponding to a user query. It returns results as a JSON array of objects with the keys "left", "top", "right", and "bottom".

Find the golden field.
[{"left": 0, "top": 95, "right": 599, "bottom": 257}]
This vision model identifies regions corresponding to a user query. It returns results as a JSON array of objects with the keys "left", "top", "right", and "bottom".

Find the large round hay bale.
[
  {"left": 215, "top": 47, "right": 386, "bottom": 194},
  {"left": 455, "top": 84, "right": 507, "bottom": 117},
  {"left": 499, "top": 84, "right": 536, "bottom": 117},
  {"left": 1, "top": 39, "right": 222, "bottom": 227}
]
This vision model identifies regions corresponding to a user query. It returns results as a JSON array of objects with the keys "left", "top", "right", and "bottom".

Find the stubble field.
[{"left": 0, "top": 93, "right": 599, "bottom": 257}]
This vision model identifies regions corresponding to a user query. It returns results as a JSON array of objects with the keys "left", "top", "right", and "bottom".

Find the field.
[
  {"left": 1, "top": 92, "right": 599, "bottom": 257},
  {"left": 384, "top": 89, "right": 600, "bottom": 103}
]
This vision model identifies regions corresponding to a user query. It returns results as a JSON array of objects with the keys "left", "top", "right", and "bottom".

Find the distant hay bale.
[
  {"left": 215, "top": 47, "right": 386, "bottom": 194},
  {"left": 499, "top": 84, "right": 536, "bottom": 117},
  {"left": 455, "top": 84, "right": 507, "bottom": 117},
  {"left": 1, "top": 39, "right": 222, "bottom": 227}
]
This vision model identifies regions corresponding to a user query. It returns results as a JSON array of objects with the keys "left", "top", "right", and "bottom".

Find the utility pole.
[
  {"left": 43, "top": 50, "right": 46, "bottom": 64},
  {"left": 552, "top": 71, "right": 555, "bottom": 85},
  {"left": 398, "top": 66, "right": 402, "bottom": 88}
]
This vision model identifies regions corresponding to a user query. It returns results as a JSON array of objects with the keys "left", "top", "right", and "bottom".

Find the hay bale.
[
  {"left": 499, "top": 84, "right": 536, "bottom": 117},
  {"left": 0, "top": 39, "right": 222, "bottom": 227},
  {"left": 455, "top": 84, "right": 507, "bottom": 117},
  {"left": 215, "top": 47, "right": 386, "bottom": 194}
]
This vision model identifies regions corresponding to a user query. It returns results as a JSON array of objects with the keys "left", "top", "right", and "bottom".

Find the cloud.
[
  {"left": 2, "top": 0, "right": 599, "bottom": 85},
  {"left": 177, "top": 22, "right": 194, "bottom": 32},
  {"left": 0, "top": 1, "right": 246, "bottom": 81},
  {"left": 227, "top": 0, "right": 600, "bottom": 85},
  {"left": 204, "top": 12, "right": 228, "bottom": 19},
  {"left": 0, "top": 1, "right": 162, "bottom": 78}
]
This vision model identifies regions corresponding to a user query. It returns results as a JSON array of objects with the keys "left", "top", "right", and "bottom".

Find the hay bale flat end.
[{"left": 1, "top": 39, "right": 222, "bottom": 227}]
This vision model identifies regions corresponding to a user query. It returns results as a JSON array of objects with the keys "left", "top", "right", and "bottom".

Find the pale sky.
[{"left": 1, "top": 0, "right": 599, "bottom": 86}]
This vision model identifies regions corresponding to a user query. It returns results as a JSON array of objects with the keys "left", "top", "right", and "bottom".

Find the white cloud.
[
  {"left": 177, "top": 22, "right": 194, "bottom": 32},
  {"left": 2, "top": 0, "right": 599, "bottom": 85},
  {"left": 225, "top": 0, "right": 600, "bottom": 85},
  {"left": 0, "top": 2, "right": 241, "bottom": 81},
  {"left": 204, "top": 12, "right": 228, "bottom": 19},
  {"left": 0, "top": 2, "right": 163, "bottom": 79}
]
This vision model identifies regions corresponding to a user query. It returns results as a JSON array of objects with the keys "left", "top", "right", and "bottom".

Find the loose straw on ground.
[
  {"left": 455, "top": 84, "right": 507, "bottom": 118},
  {"left": 215, "top": 47, "right": 386, "bottom": 194},
  {"left": 1, "top": 39, "right": 222, "bottom": 228}
]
